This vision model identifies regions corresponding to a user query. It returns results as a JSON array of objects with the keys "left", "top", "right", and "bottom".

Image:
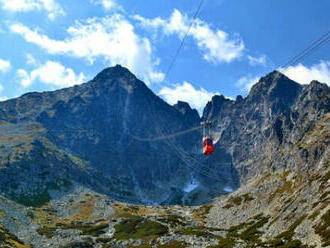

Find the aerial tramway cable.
[
  {"left": 41, "top": 5, "right": 330, "bottom": 184},
  {"left": 128, "top": 11, "right": 330, "bottom": 183},
  {"left": 163, "top": 0, "right": 205, "bottom": 82},
  {"left": 131, "top": 125, "right": 202, "bottom": 141},
  {"left": 282, "top": 29, "right": 330, "bottom": 68},
  {"left": 132, "top": 21, "right": 330, "bottom": 182}
]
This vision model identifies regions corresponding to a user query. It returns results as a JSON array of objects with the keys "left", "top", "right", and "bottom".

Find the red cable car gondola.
[
  {"left": 201, "top": 120, "right": 214, "bottom": 155},
  {"left": 203, "top": 137, "right": 214, "bottom": 155}
]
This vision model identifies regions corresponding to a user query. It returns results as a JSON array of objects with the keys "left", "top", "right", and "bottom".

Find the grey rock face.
[
  {"left": 0, "top": 67, "right": 328, "bottom": 248},
  {"left": 203, "top": 71, "right": 329, "bottom": 182},
  {"left": 0, "top": 65, "right": 238, "bottom": 206},
  {"left": 0, "top": 67, "right": 328, "bottom": 206}
]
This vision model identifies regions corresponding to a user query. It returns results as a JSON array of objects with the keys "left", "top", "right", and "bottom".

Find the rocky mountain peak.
[
  {"left": 307, "top": 80, "right": 329, "bottom": 94},
  {"left": 0, "top": 65, "right": 329, "bottom": 248},
  {"left": 93, "top": 64, "right": 133, "bottom": 80},
  {"left": 174, "top": 101, "right": 200, "bottom": 123},
  {"left": 236, "top": 95, "right": 244, "bottom": 103},
  {"left": 247, "top": 70, "right": 302, "bottom": 112},
  {"left": 202, "top": 94, "right": 232, "bottom": 120},
  {"left": 91, "top": 65, "right": 145, "bottom": 93},
  {"left": 174, "top": 101, "right": 194, "bottom": 113}
]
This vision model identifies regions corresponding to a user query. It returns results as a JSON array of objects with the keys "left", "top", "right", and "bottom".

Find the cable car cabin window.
[{"left": 207, "top": 139, "right": 213, "bottom": 145}]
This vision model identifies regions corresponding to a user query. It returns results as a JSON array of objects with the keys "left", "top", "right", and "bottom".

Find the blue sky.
[{"left": 0, "top": 0, "right": 329, "bottom": 112}]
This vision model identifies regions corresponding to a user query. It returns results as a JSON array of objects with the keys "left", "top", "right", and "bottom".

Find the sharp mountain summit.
[{"left": 0, "top": 65, "right": 329, "bottom": 248}]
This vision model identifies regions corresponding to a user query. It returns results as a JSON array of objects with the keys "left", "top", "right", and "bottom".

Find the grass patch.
[
  {"left": 59, "top": 241, "right": 94, "bottom": 248},
  {"left": 61, "top": 222, "right": 109, "bottom": 236},
  {"left": 268, "top": 177, "right": 293, "bottom": 204},
  {"left": 158, "top": 215, "right": 186, "bottom": 227},
  {"left": 178, "top": 226, "right": 235, "bottom": 248},
  {"left": 38, "top": 222, "right": 109, "bottom": 238},
  {"left": 114, "top": 215, "right": 168, "bottom": 240},
  {"left": 270, "top": 216, "right": 280, "bottom": 225},
  {"left": 308, "top": 209, "right": 320, "bottom": 221},
  {"left": 314, "top": 209, "right": 330, "bottom": 247},
  {"left": 14, "top": 191, "right": 51, "bottom": 207},
  {"left": 239, "top": 215, "right": 269, "bottom": 243},
  {"left": 177, "top": 226, "right": 216, "bottom": 238},
  {"left": 231, "top": 196, "right": 242, "bottom": 206},
  {"left": 206, "top": 237, "right": 236, "bottom": 248},
  {"left": 242, "top": 193, "right": 254, "bottom": 202},
  {"left": 158, "top": 241, "right": 187, "bottom": 248},
  {"left": 36, "top": 226, "right": 56, "bottom": 238},
  {"left": 222, "top": 204, "right": 233, "bottom": 209},
  {"left": 192, "top": 204, "right": 212, "bottom": 222},
  {"left": 0, "top": 224, "right": 30, "bottom": 248},
  {"left": 276, "top": 215, "right": 307, "bottom": 242},
  {"left": 95, "top": 237, "right": 112, "bottom": 243}
]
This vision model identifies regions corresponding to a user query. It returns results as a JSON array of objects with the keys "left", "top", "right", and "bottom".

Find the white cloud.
[
  {"left": 134, "top": 9, "right": 245, "bottom": 64},
  {"left": 236, "top": 75, "right": 260, "bottom": 92},
  {"left": 0, "top": 0, "right": 65, "bottom": 20},
  {"left": 159, "top": 81, "right": 219, "bottom": 113},
  {"left": 17, "top": 69, "right": 33, "bottom": 87},
  {"left": 0, "top": 83, "right": 3, "bottom": 92},
  {"left": 247, "top": 55, "right": 266, "bottom": 66},
  {"left": 281, "top": 61, "right": 330, "bottom": 85},
  {"left": 90, "top": 0, "right": 119, "bottom": 11},
  {"left": 10, "top": 15, "right": 164, "bottom": 84},
  {"left": 26, "top": 54, "right": 37, "bottom": 65},
  {"left": 17, "top": 61, "right": 86, "bottom": 88},
  {"left": 0, "top": 58, "right": 11, "bottom": 72}
]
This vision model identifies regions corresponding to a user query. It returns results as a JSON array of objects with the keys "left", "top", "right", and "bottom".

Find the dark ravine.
[{"left": 0, "top": 65, "right": 329, "bottom": 248}]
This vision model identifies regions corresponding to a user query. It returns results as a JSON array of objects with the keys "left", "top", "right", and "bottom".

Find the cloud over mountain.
[
  {"left": 159, "top": 81, "right": 219, "bottom": 113},
  {"left": 281, "top": 61, "right": 330, "bottom": 85},
  {"left": 10, "top": 15, "right": 164, "bottom": 84},
  {"left": 134, "top": 9, "right": 245, "bottom": 64},
  {"left": 17, "top": 60, "right": 85, "bottom": 87}
]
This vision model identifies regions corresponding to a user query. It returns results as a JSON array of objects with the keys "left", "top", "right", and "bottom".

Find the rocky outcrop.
[
  {"left": 0, "top": 67, "right": 328, "bottom": 248},
  {"left": 0, "top": 65, "right": 238, "bottom": 206},
  {"left": 203, "top": 71, "right": 329, "bottom": 182}
]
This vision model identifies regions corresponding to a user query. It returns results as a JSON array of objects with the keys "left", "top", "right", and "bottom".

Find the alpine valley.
[{"left": 0, "top": 65, "right": 329, "bottom": 248}]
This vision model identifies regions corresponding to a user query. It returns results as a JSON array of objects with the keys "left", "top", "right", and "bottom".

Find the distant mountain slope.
[
  {"left": 203, "top": 71, "right": 329, "bottom": 182},
  {"left": 0, "top": 65, "right": 237, "bottom": 207},
  {"left": 0, "top": 66, "right": 328, "bottom": 248}
]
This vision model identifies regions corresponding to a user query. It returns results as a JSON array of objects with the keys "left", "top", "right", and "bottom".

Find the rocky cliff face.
[
  {"left": 0, "top": 67, "right": 328, "bottom": 248},
  {"left": 203, "top": 71, "right": 329, "bottom": 182},
  {"left": 0, "top": 65, "right": 238, "bottom": 207}
]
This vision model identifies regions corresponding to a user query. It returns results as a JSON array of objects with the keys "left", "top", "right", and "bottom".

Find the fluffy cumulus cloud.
[
  {"left": 247, "top": 55, "right": 266, "bottom": 66},
  {"left": 90, "top": 0, "right": 119, "bottom": 11},
  {"left": 26, "top": 54, "right": 38, "bottom": 66},
  {"left": 0, "top": 0, "right": 65, "bottom": 20},
  {"left": 0, "top": 58, "right": 11, "bottom": 72},
  {"left": 236, "top": 75, "right": 260, "bottom": 93},
  {"left": 159, "top": 81, "right": 219, "bottom": 113},
  {"left": 17, "top": 61, "right": 86, "bottom": 88},
  {"left": 281, "top": 61, "right": 330, "bottom": 85},
  {"left": 10, "top": 15, "right": 164, "bottom": 84},
  {"left": 134, "top": 9, "right": 245, "bottom": 64}
]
